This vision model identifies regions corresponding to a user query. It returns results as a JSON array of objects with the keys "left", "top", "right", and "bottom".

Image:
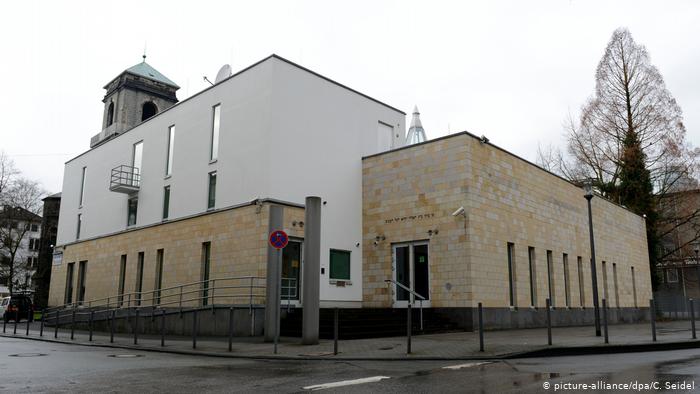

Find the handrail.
[
  {"left": 384, "top": 279, "right": 425, "bottom": 331},
  {"left": 47, "top": 275, "right": 267, "bottom": 316},
  {"left": 385, "top": 279, "right": 426, "bottom": 300}
]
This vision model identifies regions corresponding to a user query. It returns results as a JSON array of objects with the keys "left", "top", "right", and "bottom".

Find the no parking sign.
[{"left": 269, "top": 230, "right": 289, "bottom": 249}]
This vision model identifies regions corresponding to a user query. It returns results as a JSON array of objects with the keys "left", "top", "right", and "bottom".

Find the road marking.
[
  {"left": 442, "top": 362, "right": 491, "bottom": 370},
  {"left": 303, "top": 376, "right": 390, "bottom": 391}
]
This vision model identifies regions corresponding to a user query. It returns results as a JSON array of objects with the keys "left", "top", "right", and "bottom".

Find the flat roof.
[
  {"left": 66, "top": 54, "right": 404, "bottom": 165},
  {"left": 363, "top": 131, "right": 645, "bottom": 219}
]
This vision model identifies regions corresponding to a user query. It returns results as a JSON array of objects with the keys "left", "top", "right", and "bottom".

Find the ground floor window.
[
  {"left": 329, "top": 249, "right": 351, "bottom": 281},
  {"left": 282, "top": 240, "right": 302, "bottom": 301}
]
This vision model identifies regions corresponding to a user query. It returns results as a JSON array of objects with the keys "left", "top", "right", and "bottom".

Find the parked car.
[{"left": 1, "top": 294, "right": 34, "bottom": 323}]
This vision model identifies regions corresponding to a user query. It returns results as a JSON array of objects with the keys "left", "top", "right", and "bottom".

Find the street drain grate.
[
  {"left": 9, "top": 353, "right": 48, "bottom": 357},
  {"left": 378, "top": 346, "right": 395, "bottom": 350},
  {"left": 108, "top": 354, "right": 144, "bottom": 358}
]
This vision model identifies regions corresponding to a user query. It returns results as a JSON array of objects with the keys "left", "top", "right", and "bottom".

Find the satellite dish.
[{"left": 214, "top": 64, "right": 232, "bottom": 84}]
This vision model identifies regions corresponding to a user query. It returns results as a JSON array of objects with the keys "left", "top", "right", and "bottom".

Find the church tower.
[{"left": 91, "top": 55, "right": 179, "bottom": 147}]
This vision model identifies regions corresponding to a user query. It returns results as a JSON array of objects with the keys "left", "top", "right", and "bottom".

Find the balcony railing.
[{"left": 110, "top": 165, "right": 141, "bottom": 194}]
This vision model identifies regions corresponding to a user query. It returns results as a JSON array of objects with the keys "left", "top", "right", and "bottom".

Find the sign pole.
[
  {"left": 264, "top": 206, "right": 284, "bottom": 342},
  {"left": 274, "top": 248, "right": 282, "bottom": 354}
]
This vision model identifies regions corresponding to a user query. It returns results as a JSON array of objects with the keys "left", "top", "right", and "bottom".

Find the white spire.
[{"left": 406, "top": 105, "right": 427, "bottom": 145}]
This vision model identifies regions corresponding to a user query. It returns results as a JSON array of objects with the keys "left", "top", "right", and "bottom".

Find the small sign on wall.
[{"left": 52, "top": 253, "right": 63, "bottom": 266}]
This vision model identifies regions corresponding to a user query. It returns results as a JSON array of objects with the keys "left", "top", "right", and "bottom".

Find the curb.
[{"left": 4, "top": 332, "right": 700, "bottom": 361}]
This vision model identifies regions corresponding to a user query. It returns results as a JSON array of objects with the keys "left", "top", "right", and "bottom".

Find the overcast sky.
[{"left": 1, "top": 0, "right": 698, "bottom": 193}]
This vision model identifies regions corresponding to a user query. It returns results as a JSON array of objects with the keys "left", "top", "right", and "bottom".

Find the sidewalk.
[{"left": 2, "top": 320, "right": 700, "bottom": 360}]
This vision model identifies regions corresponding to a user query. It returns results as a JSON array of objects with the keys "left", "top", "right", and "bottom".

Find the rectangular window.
[
  {"left": 77, "top": 260, "right": 87, "bottom": 304},
  {"left": 201, "top": 242, "right": 211, "bottom": 306},
  {"left": 563, "top": 253, "right": 571, "bottom": 308},
  {"left": 546, "top": 250, "right": 555, "bottom": 308},
  {"left": 127, "top": 197, "right": 138, "bottom": 226},
  {"left": 65, "top": 262, "right": 75, "bottom": 304},
  {"left": 577, "top": 256, "right": 585, "bottom": 307},
  {"left": 602, "top": 261, "right": 609, "bottom": 302},
  {"left": 210, "top": 104, "right": 221, "bottom": 161},
  {"left": 631, "top": 266, "right": 638, "bottom": 308},
  {"left": 207, "top": 172, "right": 217, "bottom": 210},
  {"left": 30, "top": 223, "right": 38, "bottom": 232},
  {"left": 613, "top": 262, "right": 620, "bottom": 308},
  {"left": 155, "top": 249, "right": 164, "bottom": 305},
  {"left": 166, "top": 125, "right": 175, "bottom": 176},
  {"left": 135, "top": 252, "right": 144, "bottom": 306},
  {"left": 79, "top": 166, "right": 87, "bottom": 207},
  {"left": 507, "top": 242, "right": 516, "bottom": 308},
  {"left": 666, "top": 268, "right": 679, "bottom": 283},
  {"left": 76, "top": 214, "right": 82, "bottom": 239},
  {"left": 377, "top": 121, "right": 394, "bottom": 152},
  {"left": 162, "top": 186, "right": 171, "bottom": 220},
  {"left": 118, "top": 255, "right": 127, "bottom": 306},
  {"left": 131, "top": 141, "right": 143, "bottom": 188},
  {"left": 329, "top": 249, "right": 351, "bottom": 280},
  {"left": 528, "top": 247, "right": 537, "bottom": 307}
]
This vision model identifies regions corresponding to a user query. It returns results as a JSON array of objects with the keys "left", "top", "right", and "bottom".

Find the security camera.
[
  {"left": 452, "top": 206, "right": 466, "bottom": 217},
  {"left": 480, "top": 135, "right": 489, "bottom": 144}
]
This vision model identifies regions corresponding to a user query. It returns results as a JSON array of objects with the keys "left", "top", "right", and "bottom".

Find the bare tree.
[
  {"left": 565, "top": 28, "right": 696, "bottom": 191},
  {"left": 0, "top": 153, "right": 46, "bottom": 293},
  {"left": 553, "top": 28, "right": 699, "bottom": 286},
  {"left": 0, "top": 151, "right": 19, "bottom": 199}
]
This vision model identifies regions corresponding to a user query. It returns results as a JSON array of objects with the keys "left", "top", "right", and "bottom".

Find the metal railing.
[
  {"left": 110, "top": 165, "right": 141, "bottom": 193},
  {"left": 46, "top": 275, "right": 266, "bottom": 318},
  {"left": 384, "top": 279, "right": 425, "bottom": 331}
]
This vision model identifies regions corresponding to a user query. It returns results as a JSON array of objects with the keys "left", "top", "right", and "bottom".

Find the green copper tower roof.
[{"left": 125, "top": 60, "right": 179, "bottom": 88}]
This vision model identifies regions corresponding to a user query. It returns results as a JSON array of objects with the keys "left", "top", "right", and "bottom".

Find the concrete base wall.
[
  {"left": 431, "top": 306, "right": 650, "bottom": 331},
  {"left": 46, "top": 306, "right": 265, "bottom": 337}
]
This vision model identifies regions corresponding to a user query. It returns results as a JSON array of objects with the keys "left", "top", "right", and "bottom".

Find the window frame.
[
  {"left": 127, "top": 196, "right": 138, "bottom": 227},
  {"left": 207, "top": 171, "right": 217, "bottom": 210},
  {"left": 329, "top": 249, "right": 351, "bottom": 281},
  {"left": 162, "top": 185, "right": 171, "bottom": 220},
  {"left": 79, "top": 166, "right": 87, "bottom": 207},
  {"left": 210, "top": 104, "right": 221, "bottom": 161},
  {"left": 166, "top": 125, "right": 175, "bottom": 176}
]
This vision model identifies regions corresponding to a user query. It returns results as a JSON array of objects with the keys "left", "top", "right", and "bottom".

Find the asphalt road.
[{"left": 2, "top": 336, "right": 700, "bottom": 393}]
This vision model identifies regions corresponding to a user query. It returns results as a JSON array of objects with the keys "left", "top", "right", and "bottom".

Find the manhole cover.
[
  {"left": 108, "top": 354, "right": 144, "bottom": 358},
  {"left": 9, "top": 353, "right": 47, "bottom": 357}
]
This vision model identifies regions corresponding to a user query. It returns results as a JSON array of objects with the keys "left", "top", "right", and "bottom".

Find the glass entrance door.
[
  {"left": 281, "top": 240, "right": 302, "bottom": 303},
  {"left": 392, "top": 242, "right": 430, "bottom": 307}
]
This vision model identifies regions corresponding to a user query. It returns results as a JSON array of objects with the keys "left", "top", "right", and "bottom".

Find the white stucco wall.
[{"left": 56, "top": 55, "right": 406, "bottom": 303}]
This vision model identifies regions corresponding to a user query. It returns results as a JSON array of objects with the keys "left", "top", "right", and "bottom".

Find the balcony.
[{"left": 110, "top": 165, "right": 141, "bottom": 194}]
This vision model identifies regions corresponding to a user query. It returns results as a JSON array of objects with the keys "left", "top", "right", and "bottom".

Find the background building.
[
  {"left": 33, "top": 192, "right": 61, "bottom": 308},
  {"left": 0, "top": 206, "right": 42, "bottom": 294}
]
